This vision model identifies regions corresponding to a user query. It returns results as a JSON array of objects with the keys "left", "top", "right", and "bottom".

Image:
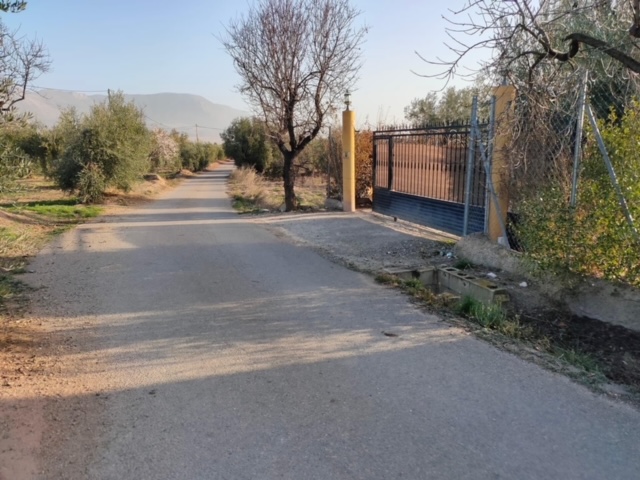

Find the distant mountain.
[{"left": 16, "top": 90, "right": 250, "bottom": 143}]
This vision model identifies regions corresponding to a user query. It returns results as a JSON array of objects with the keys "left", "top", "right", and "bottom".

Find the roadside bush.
[
  {"left": 296, "top": 138, "right": 328, "bottom": 176},
  {"left": 149, "top": 129, "right": 180, "bottom": 173},
  {"left": 0, "top": 143, "right": 33, "bottom": 192},
  {"left": 52, "top": 92, "right": 152, "bottom": 199},
  {"left": 221, "top": 117, "right": 271, "bottom": 172},
  {"left": 263, "top": 145, "right": 284, "bottom": 180},
  {"left": 515, "top": 100, "right": 640, "bottom": 286},
  {"left": 179, "top": 141, "right": 219, "bottom": 172},
  {"left": 355, "top": 130, "right": 373, "bottom": 200},
  {"left": 0, "top": 119, "right": 50, "bottom": 184},
  {"left": 77, "top": 162, "right": 107, "bottom": 204},
  {"left": 41, "top": 108, "right": 81, "bottom": 176}
]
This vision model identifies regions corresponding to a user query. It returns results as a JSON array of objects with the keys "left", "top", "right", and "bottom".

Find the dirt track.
[{"left": 2, "top": 164, "right": 640, "bottom": 479}]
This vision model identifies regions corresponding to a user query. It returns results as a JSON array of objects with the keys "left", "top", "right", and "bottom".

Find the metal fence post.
[
  {"left": 463, "top": 96, "right": 479, "bottom": 236},
  {"left": 570, "top": 71, "right": 589, "bottom": 208},
  {"left": 372, "top": 141, "right": 377, "bottom": 190},
  {"left": 586, "top": 103, "right": 640, "bottom": 244},
  {"left": 388, "top": 137, "right": 394, "bottom": 190},
  {"left": 484, "top": 95, "right": 497, "bottom": 234}
]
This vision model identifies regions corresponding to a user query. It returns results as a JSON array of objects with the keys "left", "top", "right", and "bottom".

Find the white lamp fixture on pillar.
[{"left": 344, "top": 90, "right": 351, "bottom": 111}]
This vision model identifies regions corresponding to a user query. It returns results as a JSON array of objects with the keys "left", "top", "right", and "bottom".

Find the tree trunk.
[{"left": 282, "top": 151, "right": 297, "bottom": 211}]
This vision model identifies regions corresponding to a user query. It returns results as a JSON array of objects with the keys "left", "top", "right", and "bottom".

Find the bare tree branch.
[
  {"left": 222, "top": 0, "right": 366, "bottom": 211},
  {"left": 0, "top": 22, "right": 51, "bottom": 117},
  {"left": 418, "top": 0, "right": 640, "bottom": 82}
]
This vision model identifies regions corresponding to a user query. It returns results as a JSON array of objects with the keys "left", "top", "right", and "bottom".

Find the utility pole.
[{"left": 195, "top": 124, "right": 200, "bottom": 143}]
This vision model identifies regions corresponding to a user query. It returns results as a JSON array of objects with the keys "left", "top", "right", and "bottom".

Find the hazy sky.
[{"left": 3, "top": 1, "right": 486, "bottom": 127}]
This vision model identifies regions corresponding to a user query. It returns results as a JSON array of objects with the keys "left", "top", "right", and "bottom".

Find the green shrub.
[
  {"left": 0, "top": 143, "right": 33, "bottom": 192},
  {"left": 176, "top": 139, "right": 220, "bottom": 172},
  {"left": 52, "top": 92, "right": 152, "bottom": 199},
  {"left": 515, "top": 100, "right": 640, "bottom": 286},
  {"left": 77, "top": 163, "right": 107, "bottom": 204},
  {"left": 221, "top": 117, "right": 272, "bottom": 173}
]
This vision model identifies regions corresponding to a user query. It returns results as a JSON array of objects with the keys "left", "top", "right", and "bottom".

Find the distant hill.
[{"left": 16, "top": 90, "right": 250, "bottom": 143}]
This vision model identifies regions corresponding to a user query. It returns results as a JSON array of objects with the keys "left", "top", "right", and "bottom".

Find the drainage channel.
[{"left": 383, "top": 266, "right": 509, "bottom": 305}]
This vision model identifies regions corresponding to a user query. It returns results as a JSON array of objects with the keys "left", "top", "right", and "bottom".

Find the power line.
[{"left": 143, "top": 114, "right": 172, "bottom": 128}]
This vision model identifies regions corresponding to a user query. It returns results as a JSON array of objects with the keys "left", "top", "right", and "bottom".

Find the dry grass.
[
  {"left": 228, "top": 167, "right": 327, "bottom": 213},
  {"left": 0, "top": 173, "right": 180, "bottom": 299},
  {"left": 228, "top": 168, "right": 282, "bottom": 212}
]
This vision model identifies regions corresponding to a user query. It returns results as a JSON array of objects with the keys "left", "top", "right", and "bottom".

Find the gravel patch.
[{"left": 257, "top": 210, "right": 458, "bottom": 273}]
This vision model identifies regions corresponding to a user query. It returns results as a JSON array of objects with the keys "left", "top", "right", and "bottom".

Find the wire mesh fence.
[{"left": 506, "top": 68, "right": 640, "bottom": 286}]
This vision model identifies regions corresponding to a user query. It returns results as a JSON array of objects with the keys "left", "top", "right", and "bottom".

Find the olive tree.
[
  {"left": 222, "top": 0, "right": 366, "bottom": 210},
  {"left": 421, "top": 1, "right": 640, "bottom": 82}
]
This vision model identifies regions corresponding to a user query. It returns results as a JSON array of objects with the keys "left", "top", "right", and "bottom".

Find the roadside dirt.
[{"left": 0, "top": 172, "right": 191, "bottom": 480}]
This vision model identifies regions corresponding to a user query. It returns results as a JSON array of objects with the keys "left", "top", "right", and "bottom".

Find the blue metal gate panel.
[{"left": 373, "top": 187, "right": 485, "bottom": 236}]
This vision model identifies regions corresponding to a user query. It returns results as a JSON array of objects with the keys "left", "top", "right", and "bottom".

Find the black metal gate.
[{"left": 372, "top": 121, "right": 490, "bottom": 236}]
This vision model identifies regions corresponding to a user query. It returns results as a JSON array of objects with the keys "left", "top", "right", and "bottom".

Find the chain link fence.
[{"left": 506, "top": 68, "right": 640, "bottom": 286}]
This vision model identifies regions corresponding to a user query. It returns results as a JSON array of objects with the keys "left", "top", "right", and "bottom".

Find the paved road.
[{"left": 30, "top": 164, "right": 640, "bottom": 479}]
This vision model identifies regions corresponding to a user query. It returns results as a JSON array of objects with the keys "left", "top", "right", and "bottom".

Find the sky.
[{"left": 3, "top": 0, "right": 487, "bottom": 128}]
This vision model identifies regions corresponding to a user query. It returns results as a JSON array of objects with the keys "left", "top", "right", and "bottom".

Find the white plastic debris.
[
  {"left": 486, "top": 272, "right": 498, "bottom": 279},
  {"left": 519, "top": 282, "right": 528, "bottom": 288},
  {"left": 446, "top": 252, "right": 453, "bottom": 258}
]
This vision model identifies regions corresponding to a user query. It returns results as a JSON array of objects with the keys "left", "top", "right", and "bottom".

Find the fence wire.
[{"left": 506, "top": 68, "right": 640, "bottom": 286}]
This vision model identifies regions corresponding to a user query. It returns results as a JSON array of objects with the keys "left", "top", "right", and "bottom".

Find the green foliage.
[
  {"left": 182, "top": 142, "right": 219, "bottom": 172},
  {"left": 516, "top": 100, "right": 640, "bottom": 286},
  {"left": 0, "top": 120, "right": 49, "bottom": 190},
  {"left": 355, "top": 130, "right": 373, "bottom": 200},
  {"left": 9, "top": 201, "right": 102, "bottom": 219},
  {"left": 455, "top": 296, "right": 530, "bottom": 338},
  {"left": 221, "top": 117, "right": 272, "bottom": 173},
  {"left": 52, "top": 92, "right": 152, "bottom": 199},
  {"left": 232, "top": 195, "right": 263, "bottom": 214},
  {"left": 404, "top": 84, "right": 491, "bottom": 126},
  {"left": 77, "top": 163, "right": 107, "bottom": 204},
  {"left": 374, "top": 273, "right": 399, "bottom": 285},
  {"left": 0, "top": 143, "right": 33, "bottom": 192},
  {"left": 45, "top": 108, "right": 81, "bottom": 167},
  {"left": 295, "top": 137, "right": 328, "bottom": 176},
  {"left": 263, "top": 144, "right": 284, "bottom": 179},
  {"left": 455, "top": 296, "right": 505, "bottom": 328},
  {"left": 554, "top": 347, "right": 602, "bottom": 374},
  {"left": 0, "top": 122, "right": 47, "bottom": 166},
  {"left": 0, "top": 1, "right": 26, "bottom": 12},
  {"left": 169, "top": 129, "right": 220, "bottom": 172},
  {"left": 453, "top": 259, "right": 474, "bottom": 270}
]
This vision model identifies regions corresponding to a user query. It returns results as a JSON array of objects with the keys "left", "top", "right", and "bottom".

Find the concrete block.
[
  {"left": 438, "top": 267, "right": 509, "bottom": 305},
  {"left": 383, "top": 267, "right": 437, "bottom": 287},
  {"left": 381, "top": 266, "right": 508, "bottom": 305}
]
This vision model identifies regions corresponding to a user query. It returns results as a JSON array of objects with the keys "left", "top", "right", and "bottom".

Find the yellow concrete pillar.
[
  {"left": 487, "top": 85, "right": 516, "bottom": 243},
  {"left": 342, "top": 108, "right": 356, "bottom": 213}
]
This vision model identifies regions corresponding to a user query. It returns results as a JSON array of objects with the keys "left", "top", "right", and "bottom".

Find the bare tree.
[
  {"left": 420, "top": 0, "right": 640, "bottom": 82},
  {"left": 0, "top": 21, "right": 50, "bottom": 119},
  {"left": 222, "top": 0, "right": 366, "bottom": 210}
]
